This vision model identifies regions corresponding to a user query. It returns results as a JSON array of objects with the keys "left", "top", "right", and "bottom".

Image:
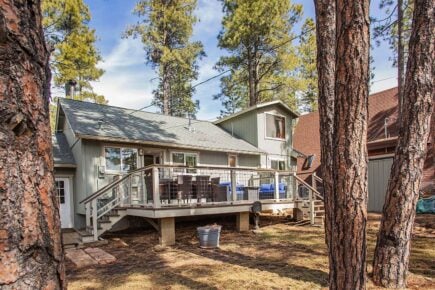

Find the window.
[
  {"left": 105, "top": 147, "right": 137, "bottom": 172},
  {"left": 266, "top": 114, "right": 286, "bottom": 139},
  {"left": 304, "top": 155, "right": 315, "bottom": 169},
  {"left": 228, "top": 155, "right": 237, "bottom": 167},
  {"left": 55, "top": 180, "right": 65, "bottom": 204},
  {"left": 172, "top": 152, "right": 198, "bottom": 173},
  {"left": 172, "top": 153, "right": 185, "bottom": 165},
  {"left": 271, "top": 159, "right": 286, "bottom": 171}
]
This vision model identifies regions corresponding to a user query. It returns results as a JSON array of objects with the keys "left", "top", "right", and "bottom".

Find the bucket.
[{"left": 197, "top": 225, "right": 222, "bottom": 248}]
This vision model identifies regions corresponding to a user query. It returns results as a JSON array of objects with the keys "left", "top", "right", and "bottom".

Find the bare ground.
[{"left": 66, "top": 214, "right": 435, "bottom": 289}]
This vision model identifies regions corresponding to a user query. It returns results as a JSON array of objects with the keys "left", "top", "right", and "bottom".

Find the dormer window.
[{"left": 266, "top": 113, "right": 286, "bottom": 140}]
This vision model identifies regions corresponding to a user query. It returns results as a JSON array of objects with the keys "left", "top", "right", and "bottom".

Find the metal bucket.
[{"left": 197, "top": 225, "right": 222, "bottom": 248}]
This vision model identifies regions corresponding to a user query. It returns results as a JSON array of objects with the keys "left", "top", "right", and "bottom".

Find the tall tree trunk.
[
  {"left": 247, "top": 49, "right": 257, "bottom": 106},
  {"left": 372, "top": 0, "right": 434, "bottom": 287},
  {"left": 397, "top": 0, "right": 405, "bottom": 113},
  {"left": 0, "top": 0, "right": 65, "bottom": 288},
  {"left": 315, "top": 0, "right": 370, "bottom": 288},
  {"left": 331, "top": 1, "right": 370, "bottom": 289},
  {"left": 314, "top": 0, "right": 336, "bottom": 272},
  {"left": 162, "top": 64, "right": 170, "bottom": 115}
]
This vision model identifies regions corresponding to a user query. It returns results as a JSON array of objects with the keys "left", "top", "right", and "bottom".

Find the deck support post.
[
  {"left": 230, "top": 170, "right": 237, "bottom": 202},
  {"left": 152, "top": 167, "right": 161, "bottom": 208},
  {"left": 274, "top": 171, "right": 280, "bottom": 201},
  {"left": 236, "top": 212, "right": 250, "bottom": 232},
  {"left": 159, "top": 217, "right": 175, "bottom": 246},
  {"left": 92, "top": 199, "right": 98, "bottom": 241}
]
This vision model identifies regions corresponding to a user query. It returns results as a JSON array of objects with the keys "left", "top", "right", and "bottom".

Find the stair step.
[{"left": 98, "top": 220, "right": 112, "bottom": 224}]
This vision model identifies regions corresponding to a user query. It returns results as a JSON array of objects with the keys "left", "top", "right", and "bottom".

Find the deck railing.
[{"left": 80, "top": 165, "right": 322, "bottom": 239}]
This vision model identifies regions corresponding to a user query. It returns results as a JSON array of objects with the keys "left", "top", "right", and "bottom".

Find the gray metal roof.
[
  {"left": 59, "top": 98, "right": 262, "bottom": 154},
  {"left": 52, "top": 133, "right": 76, "bottom": 167}
]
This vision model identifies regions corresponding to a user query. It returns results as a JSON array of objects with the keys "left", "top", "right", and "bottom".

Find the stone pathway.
[{"left": 65, "top": 247, "right": 116, "bottom": 268}]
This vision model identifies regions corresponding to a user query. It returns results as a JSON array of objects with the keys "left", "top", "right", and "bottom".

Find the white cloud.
[
  {"left": 91, "top": 39, "right": 157, "bottom": 110},
  {"left": 99, "top": 38, "right": 145, "bottom": 70},
  {"left": 194, "top": 0, "right": 223, "bottom": 35}
]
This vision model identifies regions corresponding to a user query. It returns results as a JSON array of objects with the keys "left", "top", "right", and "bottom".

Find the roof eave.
[{"left": 76, "top": 133, "right": 264, "bottom": 155}]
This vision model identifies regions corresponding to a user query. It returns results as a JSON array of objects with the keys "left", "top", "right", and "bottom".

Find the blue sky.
[{"left": 82, "top": 0, "right": 398, "bottom": 120}]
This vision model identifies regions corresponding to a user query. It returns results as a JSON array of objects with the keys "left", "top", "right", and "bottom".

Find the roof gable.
[{"left": 214, "top": 100, "right": 300, "bottom": 125}]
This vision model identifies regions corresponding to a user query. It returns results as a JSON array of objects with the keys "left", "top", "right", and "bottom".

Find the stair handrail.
[
  {"left": 80, "top": 165, "right": 154, "bottom": 204},
  {"left": 294, "top": 174, "right": 324, "bottom": 201},
  {"left": 313, "top": 174, "right": 323, "bottom": 183}
]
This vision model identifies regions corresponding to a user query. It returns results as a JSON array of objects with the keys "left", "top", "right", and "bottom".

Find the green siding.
[
  {"left": 200, "top": 151, "right": 228, "bottom": 166},
  {"left": 218, "top": 110, "right": 258, "bottom": 147},
  {"left": 238, "top": 154, "right": 260, "bottom": 168}
]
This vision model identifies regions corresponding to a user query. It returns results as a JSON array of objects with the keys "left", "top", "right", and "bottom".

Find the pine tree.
[
  {"left": 315, "top": 0, "right": 370, "bottom": 288},
  {"left": 297, "top": 18, "right": 317, "bottom": 112},
  {"left": 215, "top": 0, "right": 303, "bottom": 115},
  {"left": 372, "top": 0, "right": 414, "bottom": 111},
  {"left": 126, "top": 0, "right": 205, "bottom": 117},
  {"left": 42, "top": 0, "right": 106, "bottom": 103},
  {"left": 0, "top": 0, "right": 65, "bottom": 287},
  {"left": 372, "top": 0, "right": 433, "bottom": 287}
]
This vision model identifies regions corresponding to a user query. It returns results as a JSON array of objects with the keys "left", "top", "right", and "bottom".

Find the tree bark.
[
  {"left": 162, "top": 64, "right": 170, "bottom": 115},
  {"left": 0, "top": 0, "right": 65, "bottom": 289},
  {"left": 315, "top": 0, "right": 370, "bottom": 288},
  {"left": 314, "top": 0, "right": 336, "bottom": 270},
  {"left": 331, "top": 1, "right": 370, "bottom": 289},
  {"left": 397, "top": 0, "right": 405, "bottom": 113},
  {"left": 247, "top": 49, "right": 257, "bottom": 106},
  {"left": 372, "top": 0, "right": 434, "bottom": 287}
]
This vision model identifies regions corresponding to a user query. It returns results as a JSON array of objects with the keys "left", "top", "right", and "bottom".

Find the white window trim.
[
  {"left": 269, "top": 157, "right": 287, "bottom": 171},
  {"left": 228, "top": 154, "right": 238, "bottom": 167},
  {"left": 103, "top": 145, "right": 139, "bottom": 173},
  {"left": 170, "top": 151, "right": 199, "bottom": 166},
  {"left": 264, "top": 112, "right": 287, "bottom": 141}
]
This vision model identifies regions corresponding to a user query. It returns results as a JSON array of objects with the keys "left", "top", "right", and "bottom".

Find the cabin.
[{"left": 53, "top": 98, "right": 323, "bottom": 245}]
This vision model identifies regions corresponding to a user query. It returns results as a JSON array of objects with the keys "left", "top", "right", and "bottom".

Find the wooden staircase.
[
  {"left": 294, "top": 173, "right": 325, "bottom": 227},
  {"left": 80, "top": 208, "right": 127, "bottom": 243}
]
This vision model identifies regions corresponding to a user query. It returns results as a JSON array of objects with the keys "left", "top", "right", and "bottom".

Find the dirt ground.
[{"left": 66, "top": 214, "right": 435, "bottom": 290}]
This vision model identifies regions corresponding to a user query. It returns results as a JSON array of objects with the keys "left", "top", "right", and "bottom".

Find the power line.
[
  {"left": 372, "top": 76, "right": 396, "bottom": 83},
  {"left": 192, "top": 69, "right": 232, "bottom": 88}
]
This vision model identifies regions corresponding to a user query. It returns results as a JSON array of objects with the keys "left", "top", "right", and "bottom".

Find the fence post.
[
  {"left": 274, "top": 171, "right": 280, "bottom": 201},
  {"left": 231, "top": 170, "right": 237, "bottom": 202},
  {"left": 293, "top": 172, "right": 298, "bottom": 201},
  {"left": 312, "top": 172, "right": 317, "bottom": 191},
  {"left": 128, "top": 175, "right": 132, "bottom": 205},
  {"left": 85, "top": 203, "right": 91, "bottom": 228},
  {"left": 152, "top": 167, "right": 161, "bottom": 208},
  {"left": 140, "top": 171, "right": 145, "bottom": 205},
  {"left": 309, "top": 188, "right": 315, "bottom": 225},
  {"left": 92, "top": 198, "right": 98, "bottom": 241}
]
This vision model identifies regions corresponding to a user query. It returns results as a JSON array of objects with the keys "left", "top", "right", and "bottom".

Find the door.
[
  {"left": 55, "top": 178, "right": 73, "bottom": 228},
  {"left": 368, "top": 157, "right": 393, "bottom": 212}
]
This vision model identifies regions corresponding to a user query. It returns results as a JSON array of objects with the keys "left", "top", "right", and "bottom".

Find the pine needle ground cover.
[{"left": 67, "top": 214, "right": 434, "bottom": 289}]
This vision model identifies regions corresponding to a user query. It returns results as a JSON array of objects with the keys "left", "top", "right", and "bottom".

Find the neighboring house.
[
  {"left": 52, "top": 98, "right": 301, "bottom": 231},
  {"left": 293, "top": 87, "right": 434, "bottom": 212}
]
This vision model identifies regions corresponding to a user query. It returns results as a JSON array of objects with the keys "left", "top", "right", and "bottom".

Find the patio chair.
[
  {"left": 211, "top": 177, "right": 228, "bottom": 202},
  {"left": 144, "top": 174, "right": 153, "bottom": 204},
  {"left": 177, "top": 175, "right": 193, "bottom": 203},
  {"left": 195, "top": 175, "right": 211, "bottom": 202}
]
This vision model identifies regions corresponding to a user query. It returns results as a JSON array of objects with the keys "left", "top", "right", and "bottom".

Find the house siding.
[
  {"left": 218, "top": 110, "right": 258, "bottom": 147},
  {"left": 256, "top": 106, "right": 295, "bottom": 169}
]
